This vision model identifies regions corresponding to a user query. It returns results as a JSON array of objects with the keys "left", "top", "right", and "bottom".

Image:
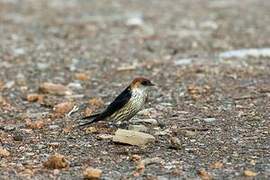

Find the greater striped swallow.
[{"left": 79, "top": 77, "right": 155, "bottom": 127}]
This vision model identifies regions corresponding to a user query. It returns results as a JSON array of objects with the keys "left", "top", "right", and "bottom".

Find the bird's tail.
[{"left": 78, "top": 113, "right": 101, "bottom": 127}]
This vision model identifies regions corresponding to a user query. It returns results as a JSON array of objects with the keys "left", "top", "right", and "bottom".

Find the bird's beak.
[{"left": 149, "top": 82, "right": 155, "bottom": 86}]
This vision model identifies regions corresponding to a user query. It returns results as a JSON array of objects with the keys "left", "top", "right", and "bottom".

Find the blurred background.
[{"left": 0, "top": 0, "right": 269, "bottom": 179}]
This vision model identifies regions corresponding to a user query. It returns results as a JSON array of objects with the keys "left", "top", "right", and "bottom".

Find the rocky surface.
[{"left": 0, "top": 0, "right": 270, "bottom": 179}]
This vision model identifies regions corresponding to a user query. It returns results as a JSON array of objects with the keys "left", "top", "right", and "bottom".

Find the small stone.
[
  {"left": 53, "top": 169, "right": 60, "bottom": 175},
  {"left": 137, "top": 108, "right": 155, "bottom": 116},
  {"left": 113, "top": 129, "right": 155, "bottom": 146},
  {"left": 219, "top": 48, "right": 270, "bottom": 59},
  {"left": 97, "top": 134, "right": 113, "bottom": 140},
  {"left": 131, "top": 154, "right": 142, "bottom": 162},
  {"left": 154, "top": 128, "right": 171, "bottom": 136},
  {"left": 27, "top": 94, "right": 44, "bottom": 103},
  {"left": 88, "top": 98, "right": 104, "bottom": 108},
  {"left": 85, "top": 127, "right": 98, "bottom": 134},
  {"left": 13, "top": 48, "right": 25, "bottom": 55},
  {"left": 13, "top": 134, "right": 23, "bottom": 141},
  {"left": 43, "top": 153, "right": 69, "bottom": 169},
  {"left": 117, "top": 65, "right": 137, "bottom": 71},
  {"left": 4, "top": 81, "right": 15, "bottom": 89},
  {"left": 67, "top": 82, "right": 82, "bottom": 90},
  {"left": 48, "top": 142, "right": 60, "bottom": 148},
  {"left": 25, "top": 119, "right": 45, "bottom": 129},
  {"left": 126, "top": 16, "right": 144, "bottom": 27},
  {"left": 174, "top": 58, "right": 192, "bottom": 66},
  {"left": 36, "top": 144, "right": 46, "bottom": 149},
  {"left": 132, "top": 157, "right": 163, "bottom": 176},
  {"left": 39, "top": 82, "right": 72, "bottom": 96},
  {"left": 142, "top": 157, "right": 163, "bottom": 166},
  {"left": 203, "top": 118, "right": 216, "bottom": 123},
  {"left": 36, "top": 63, "right": 49, "bottom": 70},
  {"left": 131, "top": 119, "right": 158, "bottom": 125},
  {"left": 244, "top": 170, "right": 257, "bottom": 177},
  {"left": 24, "top": 112, "right": 49, "bottom": 119},
  {"left": 183, "top": 130, "right": 197, "bottom": 137},
  {"left": 0, "top": 147, "right": 10, "bottom": 157},
  {"left": 210, "top": 162, "right": 223, "bottom": 169},
  {"left": 197, "top": 169, "right": 212, "bottom": 180},
  {"left": 53, "top": 102, "right": 74, "bottom": 115},
  {"left": 128, "top": 125, "right": 148, "bottom": 132},
  {"left": 75, "top": 73, "right": 89, "bottom": 81},
  {"left": 83, "top": 167, "right": 102, "bottom": 180},
  {"left": 1, "top": 125, "right": 16, "bottom": 131},
  {"left": 249, "top": 116, "right": 261, "bottom": 121},
  {"left": 170, "top": 137, "right": 182, "bottom": 150},
  {"left": 48, "top": 125, "right": 59, "bottom": 129}
]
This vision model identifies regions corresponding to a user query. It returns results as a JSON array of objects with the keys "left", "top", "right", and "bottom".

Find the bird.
[{"left": 78, "top": 77, "right": 155, "bottom": 127}]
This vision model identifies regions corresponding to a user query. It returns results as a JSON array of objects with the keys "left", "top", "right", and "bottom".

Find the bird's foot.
[{"left": 117, "top": 122, "right": 129, "bottom": 129}]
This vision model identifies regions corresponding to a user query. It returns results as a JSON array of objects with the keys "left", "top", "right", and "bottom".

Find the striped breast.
[{"left": 110, "top": 88, "right": 147, "bottom": 122}]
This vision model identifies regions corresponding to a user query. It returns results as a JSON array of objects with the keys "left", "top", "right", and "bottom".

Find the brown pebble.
[
  {"left": 43, "top": 153, "right": 69, "bottom": 169},
  {"left": 83, "top": 167, "right": 102, "bottom": 180}
]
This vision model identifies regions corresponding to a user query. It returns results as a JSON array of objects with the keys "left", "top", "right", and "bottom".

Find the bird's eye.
[
  {"left": 141, "top": 80, "right": 151, "bottom": 86},
  {"left": 141, "top": 81, "right": 148, "bottom": 86}
]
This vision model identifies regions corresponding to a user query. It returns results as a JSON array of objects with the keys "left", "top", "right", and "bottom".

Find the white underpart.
[
  {"left": 130, "top": 87, "right": 148, "bottom": 111},
  {"left": 111, "top": 86, "right": 149, "bottom": 123}
]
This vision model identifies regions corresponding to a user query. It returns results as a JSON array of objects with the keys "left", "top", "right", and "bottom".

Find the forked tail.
[{"left": 78, "top": 113, "right": 101, "bottom": 127}]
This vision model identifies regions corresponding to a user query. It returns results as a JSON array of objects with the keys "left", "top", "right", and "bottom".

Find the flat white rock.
[{"left": 113, "top": 129, "right": 155, "bottom": 146}]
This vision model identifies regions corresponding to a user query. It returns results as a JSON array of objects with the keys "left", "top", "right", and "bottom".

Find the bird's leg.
[
  {"left": 117, "top": 121, "right": 129, "bottom": 129},
  {"left": 107, "top": 122, "right": 119, "bottom": 129}
]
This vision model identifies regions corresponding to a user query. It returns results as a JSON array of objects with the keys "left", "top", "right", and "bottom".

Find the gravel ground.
[{"left": 0, "top": 0, "right": 270, "bottom": 179}]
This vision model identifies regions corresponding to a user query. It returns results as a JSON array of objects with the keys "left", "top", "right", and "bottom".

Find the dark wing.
[
  {"left": 95, "top": 86, "right": 132, "bottom": 120},
  {"left": 78, "top": 86, "right": 132, "bottom": 127}
]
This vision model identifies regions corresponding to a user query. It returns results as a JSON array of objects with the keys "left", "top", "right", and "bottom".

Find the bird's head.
[{"left": 130, "top": 77, "right": 155, "bottom": 92}]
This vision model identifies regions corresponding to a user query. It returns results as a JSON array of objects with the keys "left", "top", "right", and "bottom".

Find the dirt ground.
[{"left": 0, "top": 0, "right": 269, "bottom": 179}]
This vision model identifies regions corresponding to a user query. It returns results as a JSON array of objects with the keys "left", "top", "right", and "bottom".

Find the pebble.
[
  {"left": 53, "top": 102, "right": 74, "bottom": 115},
  {"left": 39, "top": 82, "right": 73, "bottom": 96},
  {"left": 27, "top": 94, "right": 44, "bottom": 102},
  {"left": 83, "top": 167, "right": 102, "bottom": 179},
  {"left": 43, "top": 153, "right": 69, "bottom": 169},
  {"left": 13, "top": 133, "right": 23, "bottom": 141},
  {"left": 182, "top": 130, "right": 197, "bottom": 137},
  {"left": 0, "top": 147, "right": 10, "bottom": 157},
  {"left": 131, "top": 118, "right": 158, "bottom": 125},
  {"left": 36, "top": 63, "right": 49, "bottom": 70},
  {"left": 97, "top": 134, "right": 113, "bottom": 140},
  {"left": 126, "top": 15, "right": 144, "bottom": 27},
  {"left": 137, "top": 108, "right": 156, "bottom": 116},
  {"left": 48, "top": 125, "right": 59, "bottom": 129},
  {"left": 4, "top": 81, "right": 15, "bottom": 89},
  {"left": 154, "top": 129, "right": 171, "bottom": 136},
  {"left": 13, "top": 48, "right": 25, "bottom": 55},
  {"left": 24, "top": 112, "right": 49, "bottom": 119},
  {"left": 170, "top": 137, "right": 182, "bottom": 150},
  {"left": 113, "top": 129, "right": 155, "bottom": 146},
  {"left": 67, "top": 82, "right": 82, "bottom": 90},
  {"left": 75, "top": 73, "right": 89, "bottom": 81},
  {"left": 203, "top": 117, "right": 216, "bottom": 123},
  {"left": 219, "top": 48, "right": 270, "bottom": 59},
  {"left": 244, "top": 170, "right": 257, "bottom": 177},
  {"left": 128, "top": 124, "right": 148, "bottom": 132},
  {"left": 174, "top": 58, "right": 192, "bottom": 66},
  {"left": 1, "top": 125, "right": 16, "bottom": 131}
]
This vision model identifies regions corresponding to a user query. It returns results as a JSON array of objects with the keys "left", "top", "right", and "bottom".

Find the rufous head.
[{"left": 130, "top": 77, "right": 155, "bottom": 89}]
